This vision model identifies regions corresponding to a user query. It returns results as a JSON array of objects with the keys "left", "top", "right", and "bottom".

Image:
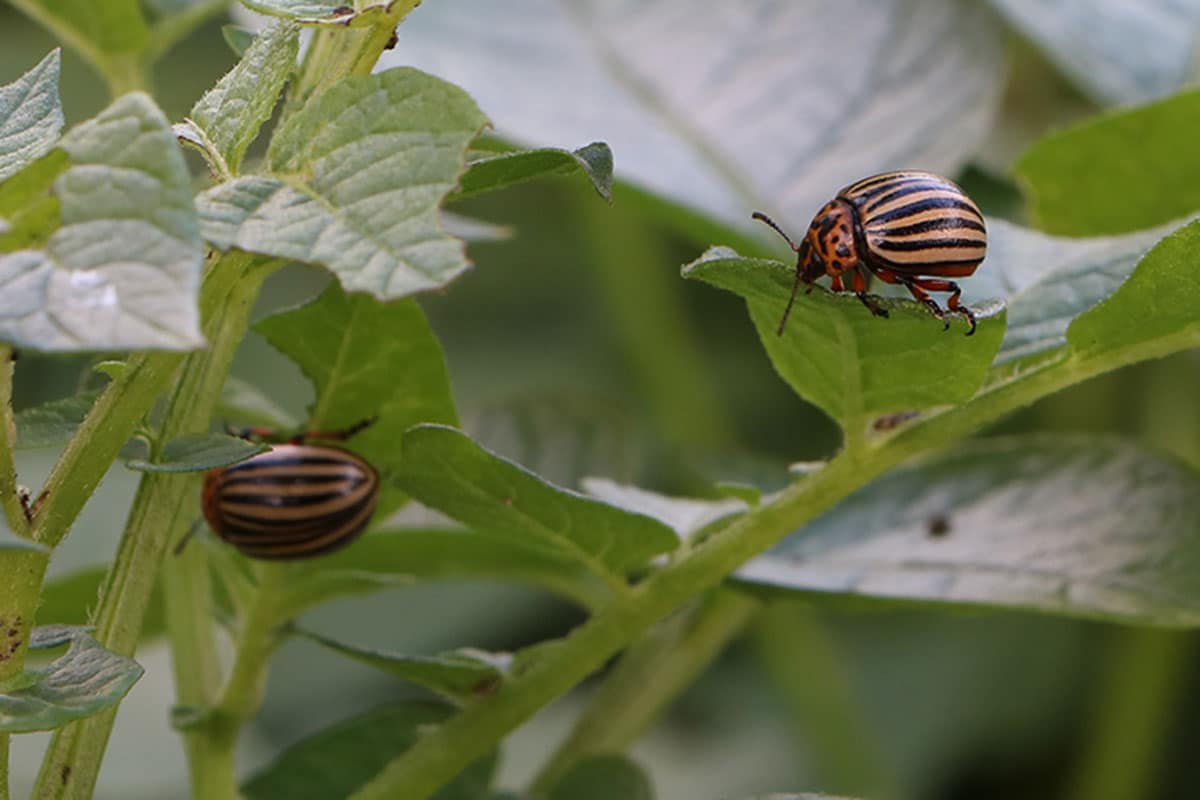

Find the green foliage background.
[{"left": 2, "top": 2, "right": 1200, "bottom": 800}]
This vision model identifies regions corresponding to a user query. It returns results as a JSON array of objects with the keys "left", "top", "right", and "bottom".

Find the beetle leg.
[
  {"left": 903, "top": 276, "right": 976, "bottom": 336},
  {"left": 829, "top": 274, "right": 845, "bottom": 293},
  {"left": 852, "top": 268, "right": 888, "bottom": 318}
]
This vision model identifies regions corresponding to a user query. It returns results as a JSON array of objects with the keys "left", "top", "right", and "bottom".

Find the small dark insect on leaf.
[
  {"left": 873, "top": 410, "right": 920, "bottom": 431},
  {"left": 330, "top": 5, "right": 354, "bottom": 14},
  {"left": 385, "top": 30, "right": 399, "bottom": 50},
  {"left": 926, "top": 514, "right": 951, "bottom": 538},
  {"left": 472, "top": 675, "right": 501, "bottom": 696}
]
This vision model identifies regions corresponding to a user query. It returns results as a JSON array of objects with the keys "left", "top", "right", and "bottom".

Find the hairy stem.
[
  {"left": 0, "top": 347, "right": 28, "bottom": 535},
  {"left": 191, "top": 562, "right": 290, "bottom": 800},
  {"left": 32, "top": 254, "right": 271, "bottom": 800}
]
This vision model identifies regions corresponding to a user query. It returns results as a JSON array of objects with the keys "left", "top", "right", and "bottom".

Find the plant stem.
[
  {"left": 0, "top": 347, "right": 29, "bottom": 536},
  {"left": 32, "top": 253, "right": 271, "bottom": 800},
  {"left": 1065, "top": 629, "right": 1193, "bottom": 800},
  {"left": 347, "top": 330, "right": 1200, "bottom": 800},
  {"left": 285, "top": 1, "right": 421, "bottom": 122},
  {"left": 752, "top": 601, "right": 898, "bottom": 798},
  {"left": 530, "top": 588, "right": 758, "bottom": 794},
  {"left": 189, "top": 562, "right": 290, "bottom": 800},
  {"left": 31, "top": 353, "right": 185, "bottom": 548}
]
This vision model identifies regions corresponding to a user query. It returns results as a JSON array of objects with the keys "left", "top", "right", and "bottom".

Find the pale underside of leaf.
[
  {"left": 986, "top": 0, "right": 1200, "bottom": 105},
  {"left": 387, "top": 0, "right": 1004, "bottom": 229},
  {"left": 736, "top": 437, "right": 1200, "bottom": 626}
]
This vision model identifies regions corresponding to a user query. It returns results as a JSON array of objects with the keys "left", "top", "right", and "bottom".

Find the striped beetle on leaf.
[
  {"left": 752, "top": 170, "right": 987, "bottom": 336},
  {"left": 198, "top": 419, "right": 379, "bottom": 561}
]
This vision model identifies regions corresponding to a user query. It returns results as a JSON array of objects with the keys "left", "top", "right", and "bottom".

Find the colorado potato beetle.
[
  {"left": 752, "top": 170, "right": 987, "bottom": 336},
  {"left": 199, "top": 421, "right": 379, "bottom": 561}
]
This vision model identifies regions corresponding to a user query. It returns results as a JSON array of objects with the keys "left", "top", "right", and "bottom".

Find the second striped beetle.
[
  {"left": 198, "top": 419, "right": 380, "bottom": 561},
  {"left": 752, "top": 170, "right": 987, "bottom": 336}
]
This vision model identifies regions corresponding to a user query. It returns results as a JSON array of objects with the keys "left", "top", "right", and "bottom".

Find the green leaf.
[
  {"left": 396, "top": 425, "right": 679, "bottom": 581},
  {"left": 986, "top": 1, "right": 1200, "bottom": 105},
  {"left": 0, "top": 50, "right": 64, "bottom": 182},
  {"left": 188, "top": 20, "right": 299, "bottom": 175},
  {"left": 198, "top": 67, "right": 487, "bottom": 300},
  {"left": 453, "top": 142, "right": 613, "bottom": 202},
  {"left": 581, "top": 477, "right": 746, "bottom": 541},
  {"left": 218, "top": 375, "right": 298, "bottom": 430},
  {"left": 294, "top": 627, "right": 509, "bottom": 703},
  {"left": 977, "top": 219, "right": 1166, "bottom": 365},
  {"left": 241, "top": 702, "right": 497, "bottom": 800},
  {"left": 255, "top": 281, "right": 458, "bottom": 517},
  {"left": 290, "top": 527, "right": 614, "bottom": 612},
  {"left": 0, "top": 625, "right": 143, "bottom": 732},
  {"left": 1014, "top": 89, "right": 1200, "bottom": 235},
  {"left": 14, "top": 390, "right": 101, "bottom": 449},
  {"left": 547, "top": 755, "right": 653, "bottom": 800},
  {"left": 0, "top": 93, "right": 204, "bottom": 351},
  {"left": 19, "top": 1, "right": 149, "bottom": 54},
  {"left": 682, "top": 247, "right": 1005, "bottom": 432},
  {"left": 388, "top": 2, "right": 1003, "bottom": 229},
  {"left": 125, "top": 433, "right": 269, "bottom": 472},
  {"left": 38, "top": 567, "right": 165, "bottom": 640},
  {"left": 1068, "top": 221, "right": 1200, "bottom": 358},
  {"left": 0, "top": 148, "right": 67, "bottom": 255},
  {"left": 736, "top": 436, "right": 1200, "bottom": 627}
]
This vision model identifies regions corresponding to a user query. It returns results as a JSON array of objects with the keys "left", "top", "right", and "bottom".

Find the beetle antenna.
[
  {"left": 751, "top": 211, "right": 800, "bottom": 252},
  {"left": 173, "top": 518, "right": 204, "bottom": 556},
  {"left": 776, "top": 268, "right": 804, "bottom": 336}
]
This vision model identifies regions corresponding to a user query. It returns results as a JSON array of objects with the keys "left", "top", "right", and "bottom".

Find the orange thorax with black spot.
[{"left": 802, "top": 200, "right": 858, "bottom": 282}]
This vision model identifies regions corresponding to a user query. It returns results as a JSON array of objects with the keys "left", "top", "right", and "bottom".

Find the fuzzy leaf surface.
[
  {"left": 0, "top": 626, "right": 143, "bottom": 732},
  {"left": 0, "top": 93, "right": 203, "bottom": 350},
  {"left": 198, "top": 68, "right": 486, "bottom": 300},
  {"left": 0, "top": 50, "right": 64, "bottom": 182},
  {"left": 188, "top": 20, "right": 299, "bottom": 174}
]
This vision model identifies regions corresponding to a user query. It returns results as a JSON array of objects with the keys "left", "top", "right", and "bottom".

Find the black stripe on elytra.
[
  {"left": 873, "top": 237, "right": 987, "bottom": 253},
  {"left": 877, "top": 216, "right": 986, "bottom": 236},
  {"left": 843, "top": 173, "right": 913, "bottom": 197},
  {"left": 868, "top": 197, "right": 979, "bottom": 225},
  {"left": 858, "top": 181, "right": 943, "bottom": 211}
]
